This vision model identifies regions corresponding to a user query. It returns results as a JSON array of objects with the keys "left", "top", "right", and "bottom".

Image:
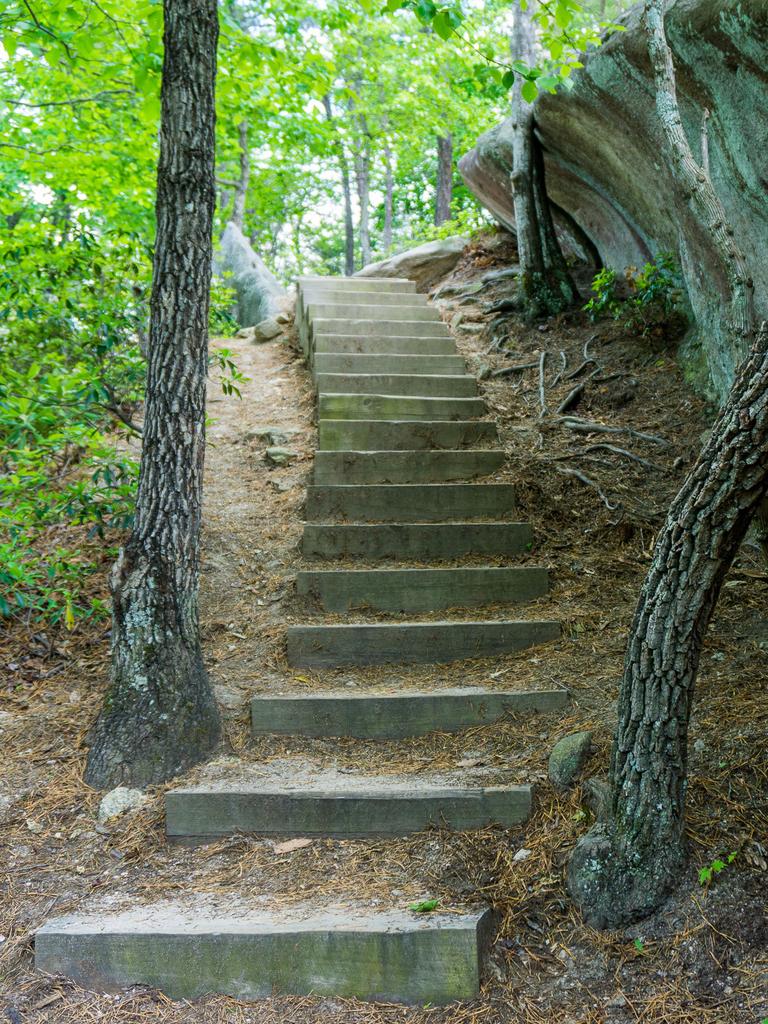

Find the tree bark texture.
[
  {"left": 323, "top": 94, "right": 355, "bottom": 276},
  {"left": 383, "top": 142, "right": 394, "bottom": 252},
  {"left": 568, "top": 325, "right": 768, "bottom": 926},
  {"left": 435, "top": 133, "right": 453, "bottom": 225},
  {"left": 85, "top": 0, "right": 221, "bottom": 789},
  {"left": 509, "top": 0, "right": 578, "bottom": 318},
  {"left": 230, "top": 119, "right": 250, "bottom": 230}
]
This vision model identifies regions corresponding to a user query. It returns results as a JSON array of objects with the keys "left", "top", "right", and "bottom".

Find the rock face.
[
  {"left": 355, "top": 237, "right": 469, "bottom": 292},
  {"left": 460, "top": 0, "right": 768, "bottom": 399},
  {"left": 216, "top": 222, "right": 287, "bottom": 328},
  {"left": 97, "top": 787, "right": 148, "bottom": 824}
]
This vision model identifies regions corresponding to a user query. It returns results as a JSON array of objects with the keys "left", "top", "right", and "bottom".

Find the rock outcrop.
[
  {"left": 355, "top": 236, "right": 469, "bottom": 292},
  {"left": 216, "top": 222, "right": 287, "bottom": 328},
  {"left": 460, "top": 0, "right": 768, "bottom": 398}
]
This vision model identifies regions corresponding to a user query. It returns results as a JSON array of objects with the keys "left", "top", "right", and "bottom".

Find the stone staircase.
[{"left": 35, "top": 275, "right": 564, "bottom": 1006}]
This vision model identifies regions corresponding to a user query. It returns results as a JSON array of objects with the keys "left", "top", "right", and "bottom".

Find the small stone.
[
  {"left": 265, "top": 446, "right": 298, "bottom": 467},
  {"left": 275, "top": 310, "right": 293, "bottom": 325},
  {"left": 247, "top": 426, "right": 299, "bottom": 446},
  {"left": 214, "top": 684, "right": 247, "bottom": 710},
  {"left": 513, "top": 848, "right": 532, "bottom": 862},
  {"left": 548, "top": 731, "right": 593, "bottom": 789},
  {"left": 97, "top": 787, "right": 148, "bottom": 824},
  {"left": 251, "top": 317, "right": 283, "bottom": 343},
  {"left": 693, "top": 738, "right": 706, "bottom": 753},
  {"left": 26, "top": 818, "right": 44, "bottom": 835},
  {"left": 607, "top": 993, "right": 627, "bottom": 1008}
]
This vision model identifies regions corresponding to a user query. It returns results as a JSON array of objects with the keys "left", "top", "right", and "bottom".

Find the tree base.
[
  {"left": 520, "top": 269, "right": 578, "bottom": 321},
  {"left": 567, "top": 823, "right": 685, "bottom": 929},
  {"left": 84, "top": 642, "right": 221, "bottom": 790}
]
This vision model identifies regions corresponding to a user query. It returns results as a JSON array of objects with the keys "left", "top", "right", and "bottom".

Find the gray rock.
[
  {"left": 265, "top": 447, "right": 298, "bottom": 467},
  {"left": 215, "top": 222, "right": 286, "bottom": 328},
  {"left": 0, "top": 794, "right": 13, "bottom": 822},
  {"left": 247, "top": 426, "right": 299, "bottom": 446},
  {"left": 237, "top": 317, "right": 283, "bottom": 344},
  {"left": 97, "top": 787, "right": 148, "bottom": 824},
  {"left": 548, "top": 731, "right": 592, "bottom": 789},
  {"left": 355, "top": 237, "right": 469, "bottom": 292}
]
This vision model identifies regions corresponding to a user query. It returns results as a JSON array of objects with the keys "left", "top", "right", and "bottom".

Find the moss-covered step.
[
  {"left": 307, "top": 303, "right": 440, "bottom": 322},
  {"left": 314, "top": 353, "right": 466, "bottom": 375},
  {"left": 295, "top": 566, "right": 548, "bottom": 613},
  {"left": 305, "top": 483, "right": 516, "bottom": 522},
  {"left": 312, "top": 449, "right": 505, "bottom": 484},
  {"left": 286, "top": 619, "right": 560, "bottom": 667},
  {"left": 311, "top": 319, "right": 450, "bottom": 339},
  {"left": 313, "top": 334, "right": 456, "bottom": 356},
  {"left": 35, "top": 899, "right": 492, "bottom": 1004},
  {"left": 301, "top": 521, "right": 533, "bottom": 560},
  {"left": 316, "top": 372, "right": 477, "bottom": 399},
  {"left": 251, "top": 686, "right": 569, "bottom": 739},
  {"left": 318, "top": 394, "right": 486, "bottom": 422},
  {"left": 318, "top": 419, "right": 499, "bottom": 451},
  {"left": 164, "top": 765, "right": 533, "bottom": 840}
]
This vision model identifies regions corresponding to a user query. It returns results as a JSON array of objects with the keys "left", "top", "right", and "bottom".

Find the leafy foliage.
[{"left": 584, "top": 253, "right": 685, "bottom": 335}]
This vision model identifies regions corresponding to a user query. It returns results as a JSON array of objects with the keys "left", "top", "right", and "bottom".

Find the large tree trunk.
[
  {"left": 568, "top": 325, "right": 768, "bottom": 926},
  {"left": 567, "top": 0, "right": 761, "bottom": 926},
  {"left": 383, "top": 142, "right": 394, "bottom": 252},
  {"left": 230, "top": 120, "right": 249, "bottom": 230},
  {"left": 323, "top": 94, "right": 355, "bottom": 276},
  {"left": 84, "top": 0, "right": 221, "bottom": 789},
  {"left": 509, "top": 0, "right": 578, "bottom": 318},
  {"left": 435, "top": 133, "right": 453, "bottom": 225}
]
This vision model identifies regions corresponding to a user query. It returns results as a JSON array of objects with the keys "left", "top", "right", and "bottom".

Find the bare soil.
[{"left": 1, "top": 232, "right": 766, "bottom": 1023}]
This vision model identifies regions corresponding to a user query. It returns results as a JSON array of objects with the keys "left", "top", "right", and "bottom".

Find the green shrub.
[{"left": 584, "top": 252, "right": 684, "bottom": 335}]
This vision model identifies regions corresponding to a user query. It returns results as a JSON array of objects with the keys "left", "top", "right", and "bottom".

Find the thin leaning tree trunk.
[
  {"left": 383, "top": 142, "right": 394, "bottom": 252},
  {"left": 85, "top": 0, "right": 221, "bottom": 788},
  {"left": 230, "top": 119, "right": 250, "bottom": 230},
  {"left": 435, "top": 133, "right": 453, "bottom": 225},
  {"left": 323, "top": 93, "right": 355, "bottom": 276}
]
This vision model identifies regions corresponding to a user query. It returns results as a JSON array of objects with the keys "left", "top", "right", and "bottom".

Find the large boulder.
[
  {"left": 460, "top": 0, "right": 768, "bottom": 399},
  {"left": 355, "top": 236, "right": 469, "bottom": 292},
  {"left": 216, "top": 222, "right": 287, "bottom": 328}
]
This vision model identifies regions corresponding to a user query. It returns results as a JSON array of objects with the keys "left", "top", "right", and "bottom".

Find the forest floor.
[{"left": 2, "top": 233, "right": 767, "bottom": 1023}]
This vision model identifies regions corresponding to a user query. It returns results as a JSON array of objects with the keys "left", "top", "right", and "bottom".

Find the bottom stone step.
[
  {"left": 251, "top": 686, "right": 569, "bottom": 738},
  {"left": 36, "top": 899, "right": 492, "bottom": 1004},
  {"left": 287, "top": 619, "right": 560, "bottom": 667}
]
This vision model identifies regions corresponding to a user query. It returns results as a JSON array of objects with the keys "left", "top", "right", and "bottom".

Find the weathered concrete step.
[
  {"left": 316, "top": 373, "right": 477, "bottom": 398},
  {"left": 299, "top": 274, "right": 416, "bottom": 293},
  {"left": 308, "top": 303, "right": 440, "bottom": 322},
  {"left": 312, "top": 319, "right": 450, "bottom": 340},
  {"left": 312, "top": 449, "right": 505, "bottom": 484},
  {"left": 318, "top": 419, "right": 499, "bottom": 452},
  {"left": 314, "top": 353, "right": 466, "bottom": 375},
  {"left": 287, "top": 620, "right": 560, "bottom": 667},
  {"left": 296, "top": 566, "right": 549, "bottom": 612},
  {"left": 314, "top": 334, "right": 455, "bottom": 355},
  {"left": 165, "top": 769, "right": 533, "bottom": 840},
  {"left": 319, "top": 394, "right": 486, "bottom": 422},
  {"left": 301, "top": 522, "right": 533, "bottom": 560},
  {"left": 302, "top": 289, "right": 428, "bottom": 307},
  {"left": 306, "top": 483, "right": 516, "bottom": 522},
  {"left": 251, "top": 686, "right": 569, "bottom": 738},
  {"left": 36, "top": 899, "right": 491, "bottom": 1004}
]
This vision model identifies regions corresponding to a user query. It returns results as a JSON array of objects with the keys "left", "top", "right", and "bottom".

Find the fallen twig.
[
  {"left": 557, "top": 416, "right": 670, "bottom": 447},
  {"left": 538, "top": 350, "right": 548, "bottom": 417},
  {"left": 555, "top": 368, "right": 601, "bottom": 414},
  {"left": 491, "top": 361, "right": 538, "bottom": 378},
  {"left": 555, "top": 464, "right": 617, "bottom": 510}
]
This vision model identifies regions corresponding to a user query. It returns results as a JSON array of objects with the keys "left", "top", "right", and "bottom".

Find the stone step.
[
  {"left": 314, "top": 353, "right": 466, "bottom": 375},
  {"left": 318, "top": 419, "right": 499, "bottom": 451},
  {"left": 312, "top": 449, "right": 505, "bottom": 484},
  {"left": 287, "top": 619, "right": 560, "bottom": 667},
  {"left": 165, "top": 766, "right": 533, "bottom": 840},
  {"left": 302, "top": 289, "right": 428, "bottom": 307},
  {"left": 301, "top": 522, "right": 533, "bottom": 560},
  {"left": 307, "top": 303, "right": 440, "bottom": 322},
  {"left": 312, "top": 319, "right": 450, "bottom": 340},
  {"left": 316, "top": 373, "right": 477, "bottom": 398},
  {"left": 305, "top": 483, "right": 516, "bottom": 522},
  {"left": 36, "top": 899, "right": 491, "bottom": 1004},
  {"left": 318, "top": 394, "right": 486, "bottom": 422},
  {"left": 296, "top": 566, "right": 549, "bottom": 613},
  {"left": 299, "top": 274, "right": 416, "bottom": 293},
  {"left": 251, "top": 687, "right": 569, "bottom": 739},
  {"left": 314, "top": 334, "right": 456, "bottom": 355}
]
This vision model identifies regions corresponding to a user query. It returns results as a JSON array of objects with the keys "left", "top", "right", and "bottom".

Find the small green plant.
[
  {"left": 633, "top": 938, "right": 645, "bottom": 953},
  {"left": 584, "top": 266, "right": 621, "bottom": 322},
  {"left": 209, "top": 277, "right": 239, "bottom": 336},
  {"left": 210, "top": 348, "right": 248, "bottom": 398},
  {"left": 698, "top": 851, "right": 737, "bottom": 887},
  {"left": 584, "top": 253, "right": 684, "bottom": 335},
  {"left": 409, "top": 898, "right": 440, "bottom": 913}
]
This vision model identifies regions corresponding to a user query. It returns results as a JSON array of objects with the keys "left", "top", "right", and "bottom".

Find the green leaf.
[
  {"left": 409, "top": 898, "right": 440, "bottom": 913},
  {"left": 432, "top": 11, "right": 452, "bottom": 39},
  {"left": 501, "top": 70, "right": 516, "bottom": 90},
  {"left": 521, "top": 79, "right": 538, "bottom": 103}
]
